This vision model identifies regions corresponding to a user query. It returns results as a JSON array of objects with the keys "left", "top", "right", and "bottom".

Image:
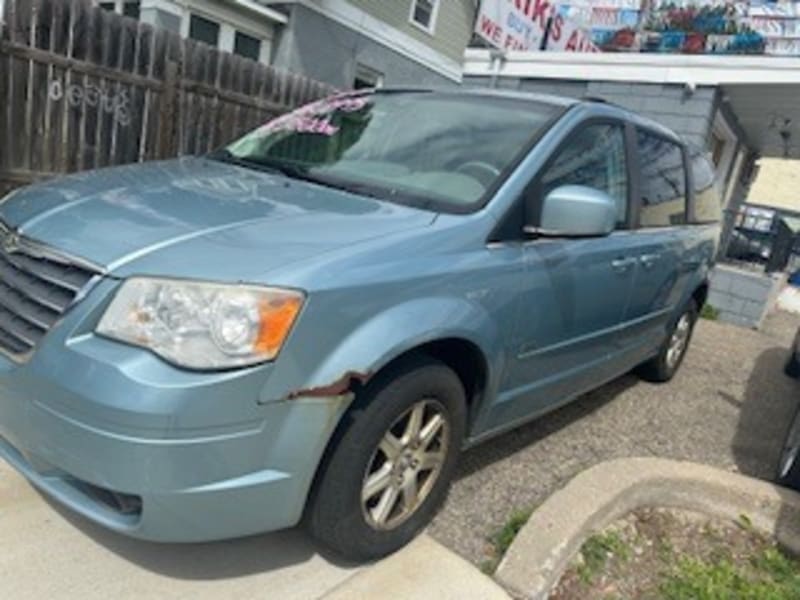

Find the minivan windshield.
[{"left": 216, "top": 91, "right": 560, "bottom": 212}]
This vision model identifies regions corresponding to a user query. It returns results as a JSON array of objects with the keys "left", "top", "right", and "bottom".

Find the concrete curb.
[
  {"left": 495, "top": 457, "right": 800, "bottom": 600},
  {"left": 323, "top": 534, "right": 510, "bottom": 599}
]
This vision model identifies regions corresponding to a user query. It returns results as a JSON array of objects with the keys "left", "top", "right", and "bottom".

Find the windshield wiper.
[
  {"left": 208, "top": 150, "right": 316, "bottom": 181},
  {"left": 207, "top": 151, "right": 431, "bottom": 208}
]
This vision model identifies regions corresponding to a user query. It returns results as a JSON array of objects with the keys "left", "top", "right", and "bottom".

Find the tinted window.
[
  {"left": 690, "top": 149, "right": 720, "bottom": 223},
  {"left": 234, "top": 31, "right": 261, "bottom": 61},
  {"left": 540, "top": 123, "right": 629, "bottom": 226},
  {"left": 189, "top": 14, "right": 220, "bottom": 47},
  {"left": 222, "top": 92, "right": 559, "bottom": 213},
  {"left": 637, "top": 131, "right": 686, "bottom": 227}
]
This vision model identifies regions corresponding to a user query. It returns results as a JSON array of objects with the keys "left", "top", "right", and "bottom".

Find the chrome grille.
[{"left": 0, "top": 224, "right": 100, "bottom": 360}]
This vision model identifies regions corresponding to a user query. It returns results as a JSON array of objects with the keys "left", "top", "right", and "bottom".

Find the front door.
[{"left": 486, "top": 121, "right": 640, "bottom": 431}]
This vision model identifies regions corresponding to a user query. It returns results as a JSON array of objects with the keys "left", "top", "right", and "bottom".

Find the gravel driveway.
[{"left": 430, "top": 310, "right": 800, "bottom": 566}]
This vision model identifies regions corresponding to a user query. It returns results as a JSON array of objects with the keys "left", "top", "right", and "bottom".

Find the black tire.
[
  {"left": 306, "top": 356, "right": 466, "bottom": 562},
  {"left": 777, "top": 404, "right": 800, "bottom": 491},
  {"left": 637, "top": 299, "right": 698, "bottom": 383}
]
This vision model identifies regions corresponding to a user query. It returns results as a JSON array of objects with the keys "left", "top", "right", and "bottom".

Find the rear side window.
[
  {"left": 690, "top": 150, "right": 721, "bottom": 223},
  {"left": 637, "top": 131, "right": 687, "bottom": 227},
  {"left": 540, "top": 123, "right": 629, "bottom": 226}
]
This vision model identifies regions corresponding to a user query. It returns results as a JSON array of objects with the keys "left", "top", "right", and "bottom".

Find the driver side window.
[{"left": 540, "top": 123, "right": 629, "bottom": 227}]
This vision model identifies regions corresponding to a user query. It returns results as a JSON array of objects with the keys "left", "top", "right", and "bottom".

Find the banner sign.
[{"left": 474, "top": 0, "right": 599, "bottom": 52}]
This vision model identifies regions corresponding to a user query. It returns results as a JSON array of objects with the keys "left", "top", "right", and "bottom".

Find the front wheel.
[
  {"left": 306, "top": 357, "right": 466, "bottom": 561},
  {"left": 637, "top": 300, "right": 698, "bottom": 383}
]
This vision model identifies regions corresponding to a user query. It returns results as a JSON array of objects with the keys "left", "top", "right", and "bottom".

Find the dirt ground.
[
  {"left": 430, "top": 310, "right": 800, "bottom": 566},
  {"left": 551, "top": 507, "right": 799, "bottom": 599}
]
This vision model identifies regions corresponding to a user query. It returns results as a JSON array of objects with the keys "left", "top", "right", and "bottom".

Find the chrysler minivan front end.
[{"left": 0, "top": 242, "right": 349, "bottom": 542}]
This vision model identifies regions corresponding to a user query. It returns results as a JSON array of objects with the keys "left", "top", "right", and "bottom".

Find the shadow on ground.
[
  {"left": 731, "top": 347, "right": 800, "bottom": 480},
  {"left": 457, "top": 374, "right": 639, "bottom": 479},
  {"left": 731, "top": 344, "right": 800, "bottom": 553},
  {"left": 40, "top": 495, "right": 356, "bottom": 580}
]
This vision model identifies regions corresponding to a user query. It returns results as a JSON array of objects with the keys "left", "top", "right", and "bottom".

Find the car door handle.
[
  {"left": 640, "top": 253, "right": 660, "bottom": 269},
  {"left": 682, "top": 258, "right": 702, "bottom": 270},
  {"left": 611, "top": 257, "right": 636, "bottom": 272}
]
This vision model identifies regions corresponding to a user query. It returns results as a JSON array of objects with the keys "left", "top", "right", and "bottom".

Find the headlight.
[{"left": 97, "top": 278, "right": 304, "bottom": 369}]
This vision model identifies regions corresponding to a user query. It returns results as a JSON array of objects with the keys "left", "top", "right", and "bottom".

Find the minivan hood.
[{"left": 0, "top": 158, "right": 435, "bottom": 279}]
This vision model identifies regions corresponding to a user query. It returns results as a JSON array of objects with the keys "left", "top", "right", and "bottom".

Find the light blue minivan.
[{"left": 0, "top": 89, "right": 719, "bottom": 560}]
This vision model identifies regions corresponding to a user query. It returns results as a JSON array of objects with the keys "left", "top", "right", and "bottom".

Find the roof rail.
[{"left": 581, "top": 95, "right": 610, "bottom": 104}]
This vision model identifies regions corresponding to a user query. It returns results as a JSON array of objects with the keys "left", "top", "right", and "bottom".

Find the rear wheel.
[
  {"left": 637, "top": 300, "right": 698, "bottom": 383},
  {"left": 306, "top": 357, "right": 465, "bottom": 561}
]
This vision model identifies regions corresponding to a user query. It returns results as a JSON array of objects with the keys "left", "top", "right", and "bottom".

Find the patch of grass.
[
  {"left": 700, "top": 303, "right": 720, "bottom": 320},
  {"left": 660, "top": 547, "right": 800, "bottom": 600},
  {"left": 657, "top": 537, "right": 675, "bottom": 562},
  {"left": 578, "top": 531, "right": 631, "bottom": 584},
  {"left": 479, "top": 559, "right": 497, "bottom": 575},
  {"left": 481, "top": 507, "right": 534, "bottom": 575},
  {"left": 737, "top": 513, "right": 753, "bottom": 531},
  {"left": 494, "top": 508, "right": 534, "bottom": 555},
  {"left": 753, "top": 547, "right": 800, "bottom": 587}
]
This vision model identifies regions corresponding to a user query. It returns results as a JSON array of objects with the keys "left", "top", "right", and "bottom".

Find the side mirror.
[{"left": 525, "top": 185, "right": 617, "bottom": 238}]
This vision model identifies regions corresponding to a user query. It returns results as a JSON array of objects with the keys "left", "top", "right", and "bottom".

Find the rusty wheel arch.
[{"left": 300, "top": 338, "right": 490, "bottom": 519}]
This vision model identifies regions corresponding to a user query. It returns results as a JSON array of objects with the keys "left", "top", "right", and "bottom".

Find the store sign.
[
  {"left": 474, "top": 0, "right": 598, "bottom": 52},
  {"left": 547, "top": 10, "right": 600, "bottom": 52},
  {"left": 474, "top": 0, "right": 548, "bottom": 50}
]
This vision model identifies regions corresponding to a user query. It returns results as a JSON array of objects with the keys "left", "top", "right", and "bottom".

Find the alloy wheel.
[
  {"left": 361, "top": 399, "right": 450, "bottom": 530},
  {"left": 666, "top": 312, "right": 692, "bottom": 370}
]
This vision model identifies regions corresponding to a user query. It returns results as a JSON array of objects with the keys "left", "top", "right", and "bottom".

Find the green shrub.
[
  {"left": 700, "top": 304, "right": 720, "bottom": 320},
  {"left": 660, "top": 548, "right": 800, "bottom": 600},
  {"left": 481, "top": 507, "right": 534, "bottom": 574},
  {"left": 578, "top": 531, "right": 631, "bottom": 584}
]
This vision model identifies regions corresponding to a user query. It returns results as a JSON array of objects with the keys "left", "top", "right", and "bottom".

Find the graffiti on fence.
[{"left": 48, "top": 79, "right": 132, "bottom": 126}]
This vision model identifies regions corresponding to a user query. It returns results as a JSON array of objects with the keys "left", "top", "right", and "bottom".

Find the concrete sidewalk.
[{"left": 0, "top": 461, "right": 506, "bottom": 599}]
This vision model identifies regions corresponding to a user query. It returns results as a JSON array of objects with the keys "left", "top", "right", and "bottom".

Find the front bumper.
[{"left": 0, "top": 281, "right": 347, "bottom": 542}]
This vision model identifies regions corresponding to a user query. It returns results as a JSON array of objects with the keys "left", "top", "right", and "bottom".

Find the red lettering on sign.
[
  {"left": 478, "top": 14, "right": 503, "bottom": 44},
  {"left": 517, "top": 0, "right": 534, "bottom": 18},
  {"left": 565, "top": 29, "right": 580, "bottom": 51},
  {"left": 532, "top": 0, "right": 551, "bottom": 28},
  {"left": 551, "top": 14, "right": 563, "bottom": 41},
  {"left": 504, "top": 34, "right": 526, "bottom": 50}
]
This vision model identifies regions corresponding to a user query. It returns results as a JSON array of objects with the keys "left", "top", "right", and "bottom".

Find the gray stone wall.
[
  {"left": 708, "top": 265, "right": 786, "bottom": 328},
  {"left": 462, "top": 76, "right": 716, "bottom": 149},
  {"left": 272, "top": 4, "right": 457, "bottom": 90}
]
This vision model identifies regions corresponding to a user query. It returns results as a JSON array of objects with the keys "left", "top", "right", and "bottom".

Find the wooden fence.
[{"left": 0, "top": 0, "right": 335, "bottom": 195}]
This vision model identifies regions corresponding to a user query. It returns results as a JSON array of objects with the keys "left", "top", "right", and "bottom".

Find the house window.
[
  {"left": 353, "top": 64, "right": 384, "bottom": 90},
  {"left": 234, "top": 31, "right": 261, "bottom": 62},
  {"left": 97, "top": 1, "right": 139, "bottom": 19},
  {"left": 122, "top": 1, "right": 140, "bottom": 19},
  {"left": 410, "top": 0, "right": 438, "bottom": 33},
  {"left": 189, "top": 14, "right": 220, "bottom": 47}
]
